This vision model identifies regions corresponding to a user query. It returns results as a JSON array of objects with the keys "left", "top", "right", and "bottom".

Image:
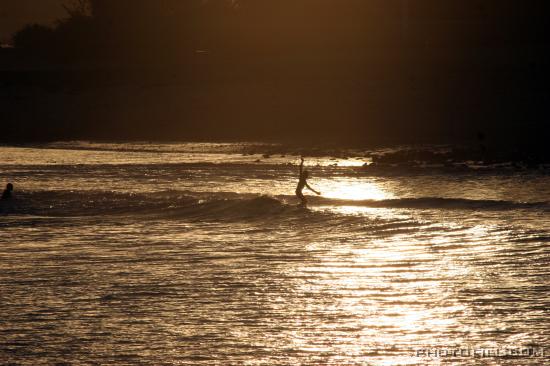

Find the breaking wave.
[{"left": 1, "top": 190, "right": 547, "bottom": 219}]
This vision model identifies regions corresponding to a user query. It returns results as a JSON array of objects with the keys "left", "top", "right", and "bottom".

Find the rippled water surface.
[{"left": 1, "top": 142, "right": 549, "bottom": 365}]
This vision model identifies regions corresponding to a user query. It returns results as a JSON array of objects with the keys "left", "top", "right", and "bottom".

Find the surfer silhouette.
[
  {"left": 1, "top": 183, "right": 13, "bottom": 200},
  {"left": 296, "top": 157, "right": 320, "bottom": 206}
]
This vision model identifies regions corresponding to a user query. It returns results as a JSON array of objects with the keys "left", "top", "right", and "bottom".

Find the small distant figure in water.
[
  {"left": 1, "top": 183, "right": 13, "bottom": 200},
  {"left": 296, "top": 157, "right": 320, "bottom": 206}
]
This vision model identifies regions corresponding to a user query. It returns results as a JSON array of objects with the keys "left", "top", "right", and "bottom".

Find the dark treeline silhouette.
[{"left": 1, "top": 0, "right": 549, "bottom": 148}]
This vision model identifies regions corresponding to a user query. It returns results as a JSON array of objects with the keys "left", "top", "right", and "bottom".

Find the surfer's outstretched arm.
[
  {"left": 299, "top": 156, "right": 304, "bottom": 175},
  {"left": 305, "top": 183, "right": 321, "bottom": 195}
]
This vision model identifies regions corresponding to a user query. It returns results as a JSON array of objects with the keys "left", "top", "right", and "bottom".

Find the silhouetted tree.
[
  {"left": 62, "top": 0, "right": 91, "bottom": 18},
  {"left": 12, "top": 24, "right": 55, "bottom": 50}
]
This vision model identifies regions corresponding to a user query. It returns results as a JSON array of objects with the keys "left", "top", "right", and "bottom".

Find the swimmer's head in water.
[{"left": 6, "top": 183, "right": 13, "bottom": 191}]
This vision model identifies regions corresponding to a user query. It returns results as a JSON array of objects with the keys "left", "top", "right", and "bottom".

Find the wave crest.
[{"left": 1, "top": 190, "right": 547, "bottom": 219}]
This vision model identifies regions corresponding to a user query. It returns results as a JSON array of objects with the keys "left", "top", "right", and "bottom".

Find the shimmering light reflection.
[
  {"left": 290, "top": 238, "right": 465, "bottom": 364},
  {"left": 1, "top": 143, "right": 549, "bottom": 365}
]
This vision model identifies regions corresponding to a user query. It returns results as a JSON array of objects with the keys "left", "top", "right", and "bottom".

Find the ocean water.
[{"left": 0, "top": 142, "right": 549, "bottom": 365}]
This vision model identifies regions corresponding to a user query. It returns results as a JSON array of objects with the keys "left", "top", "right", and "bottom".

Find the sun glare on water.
[{"left": 321, "top": 180, "right": 392, "bottom": 201}]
